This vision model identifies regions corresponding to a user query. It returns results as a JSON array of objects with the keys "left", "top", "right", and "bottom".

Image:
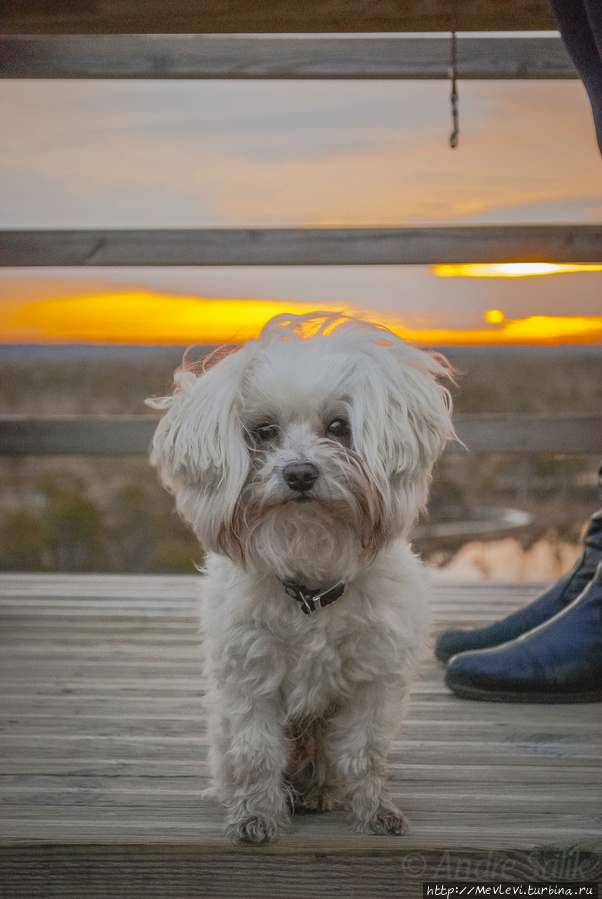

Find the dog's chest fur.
[
  {"left": 278, "top": 611, "right": 365, "bottom": 719},
  {"left": 203, "top": 547, "right": 429, "bottom": 724}
]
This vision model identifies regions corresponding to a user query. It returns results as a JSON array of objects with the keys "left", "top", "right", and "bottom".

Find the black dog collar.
[{"left": 282, "top": 577, "right": 346, "bottom": 615}]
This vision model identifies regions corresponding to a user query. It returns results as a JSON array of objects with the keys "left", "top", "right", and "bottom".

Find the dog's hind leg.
[{"left": 285, "top": 716, "right": 340, "bottom": 814}]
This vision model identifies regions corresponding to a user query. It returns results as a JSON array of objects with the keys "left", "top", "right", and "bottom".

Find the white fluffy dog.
[{"left": 147, "top": 312, "right": 455, "bottom": 844}]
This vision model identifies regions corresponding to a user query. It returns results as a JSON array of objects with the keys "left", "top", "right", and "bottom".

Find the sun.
[{"left": 485, "top": 310, "right": 504, "bottom": 325}]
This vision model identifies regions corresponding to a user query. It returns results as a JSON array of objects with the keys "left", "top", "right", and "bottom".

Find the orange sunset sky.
[{"left": 1, "top": 74, "right": 601, "bottom": 347}]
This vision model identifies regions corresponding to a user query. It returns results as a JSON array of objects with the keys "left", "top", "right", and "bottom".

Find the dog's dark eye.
[
  {"left": 326, "top": 418, "right": 350, "bottom": 440},
  {"left": 252, "top": 423, "right": 279, "bottom": 443}
]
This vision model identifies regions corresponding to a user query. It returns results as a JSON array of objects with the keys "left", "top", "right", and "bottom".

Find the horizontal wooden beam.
[
  {"left": 452, "top": 415, "right": 601, "bottom": 456},
  {"left": 0, "top": 416, "right": 599, "bottom": 456},
  {"left": 2, "top": 226, "right": 601, "bottom": 267},
  {"left": 0, "top": 418, "right": 157, "bottom": 456},
  {"left": 0, "top": 0, "right": 557, "bottom": 36},
  {"left": 0, "top": 35, "right": 576, "bottom": 80}
]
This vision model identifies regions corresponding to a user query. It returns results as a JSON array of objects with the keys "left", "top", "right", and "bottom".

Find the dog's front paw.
[
  {"left": 356, "top": 806, "right": 410, "bottom": 836},
  {"left": 226, "top": 815, "right": 280, "bottom": 845}
]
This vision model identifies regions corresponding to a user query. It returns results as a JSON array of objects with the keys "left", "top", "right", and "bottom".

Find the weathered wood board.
[
  {"left": 2, "top": 226, "right": 601, "bottom": 268},
  {"left": 0, "top": 35, "right": 576, "bottom": 80}
]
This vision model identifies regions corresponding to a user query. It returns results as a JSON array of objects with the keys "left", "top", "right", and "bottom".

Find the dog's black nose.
[{"left": 283, "top": 462, "right": 319, "bottom": 493}]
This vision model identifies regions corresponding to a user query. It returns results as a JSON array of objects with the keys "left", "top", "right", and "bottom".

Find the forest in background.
[{"left": 0, "top": 344, "right": 600, "bottom": 573}]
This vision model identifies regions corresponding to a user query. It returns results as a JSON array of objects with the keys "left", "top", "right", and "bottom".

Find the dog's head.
[{"left": 147, "top": 313, "right": 456, "bottom": 583}]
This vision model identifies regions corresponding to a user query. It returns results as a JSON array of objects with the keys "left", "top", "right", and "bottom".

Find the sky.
[{"left": 0, "top": 73, "right": 601, "bottom": 345}]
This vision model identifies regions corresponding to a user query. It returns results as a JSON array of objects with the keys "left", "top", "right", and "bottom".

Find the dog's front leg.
[
  {"left": 210, "top": 636, "right": 290, "bottom": 845},
  {"left": 327, "top": 681, "right": 410, "bottom": 835},
  {"left": 223, "top": 697, "right": 290, "bottom": 844}
]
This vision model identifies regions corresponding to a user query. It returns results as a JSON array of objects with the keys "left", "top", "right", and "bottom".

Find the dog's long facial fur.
[{"left": 148, "top": 313, "right": 455, "bottom": 586}]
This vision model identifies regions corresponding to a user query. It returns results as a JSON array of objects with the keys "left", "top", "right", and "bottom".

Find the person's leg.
[
  {"left": 444, "top": 561, "right": 602, "bottom": 702},
  {"left": 435, "top": 508, "right": 602, "bottom": 663},
  {"left": 437, "top": 3, "right": 602, "bottom": 696},
  {"left": 551, "top": 0, "right": 602, "bottom": 152}
]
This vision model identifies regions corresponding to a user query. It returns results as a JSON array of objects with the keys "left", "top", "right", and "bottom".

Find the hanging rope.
[
  {"left": 448, "top": 0, "right": 460, "bottom": 148},
  {"left": 449, "top": 31, "right": 460, "bottom": 148}
]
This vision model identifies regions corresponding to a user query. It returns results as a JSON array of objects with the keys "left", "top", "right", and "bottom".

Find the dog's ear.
[
  {"left": 350, "top": 340, "right": 456, "bottom": 486},
  {"left": 146, "top": 352, "right": 251, "bottom": 524}
]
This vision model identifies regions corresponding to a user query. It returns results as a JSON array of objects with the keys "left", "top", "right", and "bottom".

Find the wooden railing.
[
  {"left": 0, "top": 34, "right": 577, "bottom": 80},
  {"left": 0, "top": 415, "right": 599, "bottom": 456},
  {"left": 1, "top": 34, "right": 598, "bottom": 270},
  {"left": 1, "top": 33, "right": 599, "bottom": 460},
  {"left": 2, "top": 225, "right": 601, "bottom": 267}
]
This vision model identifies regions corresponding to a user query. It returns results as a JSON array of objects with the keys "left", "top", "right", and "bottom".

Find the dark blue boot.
[
  {"left": 444, "top": 561, "right": 602, "bottom": 703},
  {"left": 435, "top": 511, "right": 602, "bottom": 663}
]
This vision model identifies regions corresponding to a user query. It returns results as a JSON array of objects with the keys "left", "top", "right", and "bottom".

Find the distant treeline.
[
  {"left": 0, "top": 344, "right": 600, "bottom": 416},
  {"left": 0, "top": 469, "right": 202, "bottom": 574}
]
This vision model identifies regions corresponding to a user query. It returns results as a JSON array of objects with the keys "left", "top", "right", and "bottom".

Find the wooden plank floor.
[{"left": 0, "top": 574, "right": 600, "bottom": 898}]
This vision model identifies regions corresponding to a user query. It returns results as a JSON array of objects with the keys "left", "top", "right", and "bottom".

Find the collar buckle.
[{"left": 282, "top": 578, "right": 346, "bottom": 615}]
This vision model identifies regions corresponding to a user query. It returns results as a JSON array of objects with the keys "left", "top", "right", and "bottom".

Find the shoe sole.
[{"left": 447, "top": 683, "right": 602, "bottom": 703}]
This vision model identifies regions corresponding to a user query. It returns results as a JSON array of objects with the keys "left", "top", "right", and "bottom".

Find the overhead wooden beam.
[
  {"left": 0, "top": 416, "right": 599, "bottom": 456},
  {"left": 1, "top": 227, "right": 600, "bottom": 267},
  {"left": 0, "top": 0, "right": 557, "bottom": 35},
  {"left": 0, "top": 35, "right": 576, "bottom": 80}
]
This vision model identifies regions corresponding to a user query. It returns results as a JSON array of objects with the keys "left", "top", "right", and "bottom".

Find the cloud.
[{"left": 1, "top": 290, "right": 600, "bottom": 346}]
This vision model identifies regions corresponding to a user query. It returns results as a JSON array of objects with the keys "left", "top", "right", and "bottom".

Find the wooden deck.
[{"left": 1, "top": 574, "right": 600, "bottom": 897}]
